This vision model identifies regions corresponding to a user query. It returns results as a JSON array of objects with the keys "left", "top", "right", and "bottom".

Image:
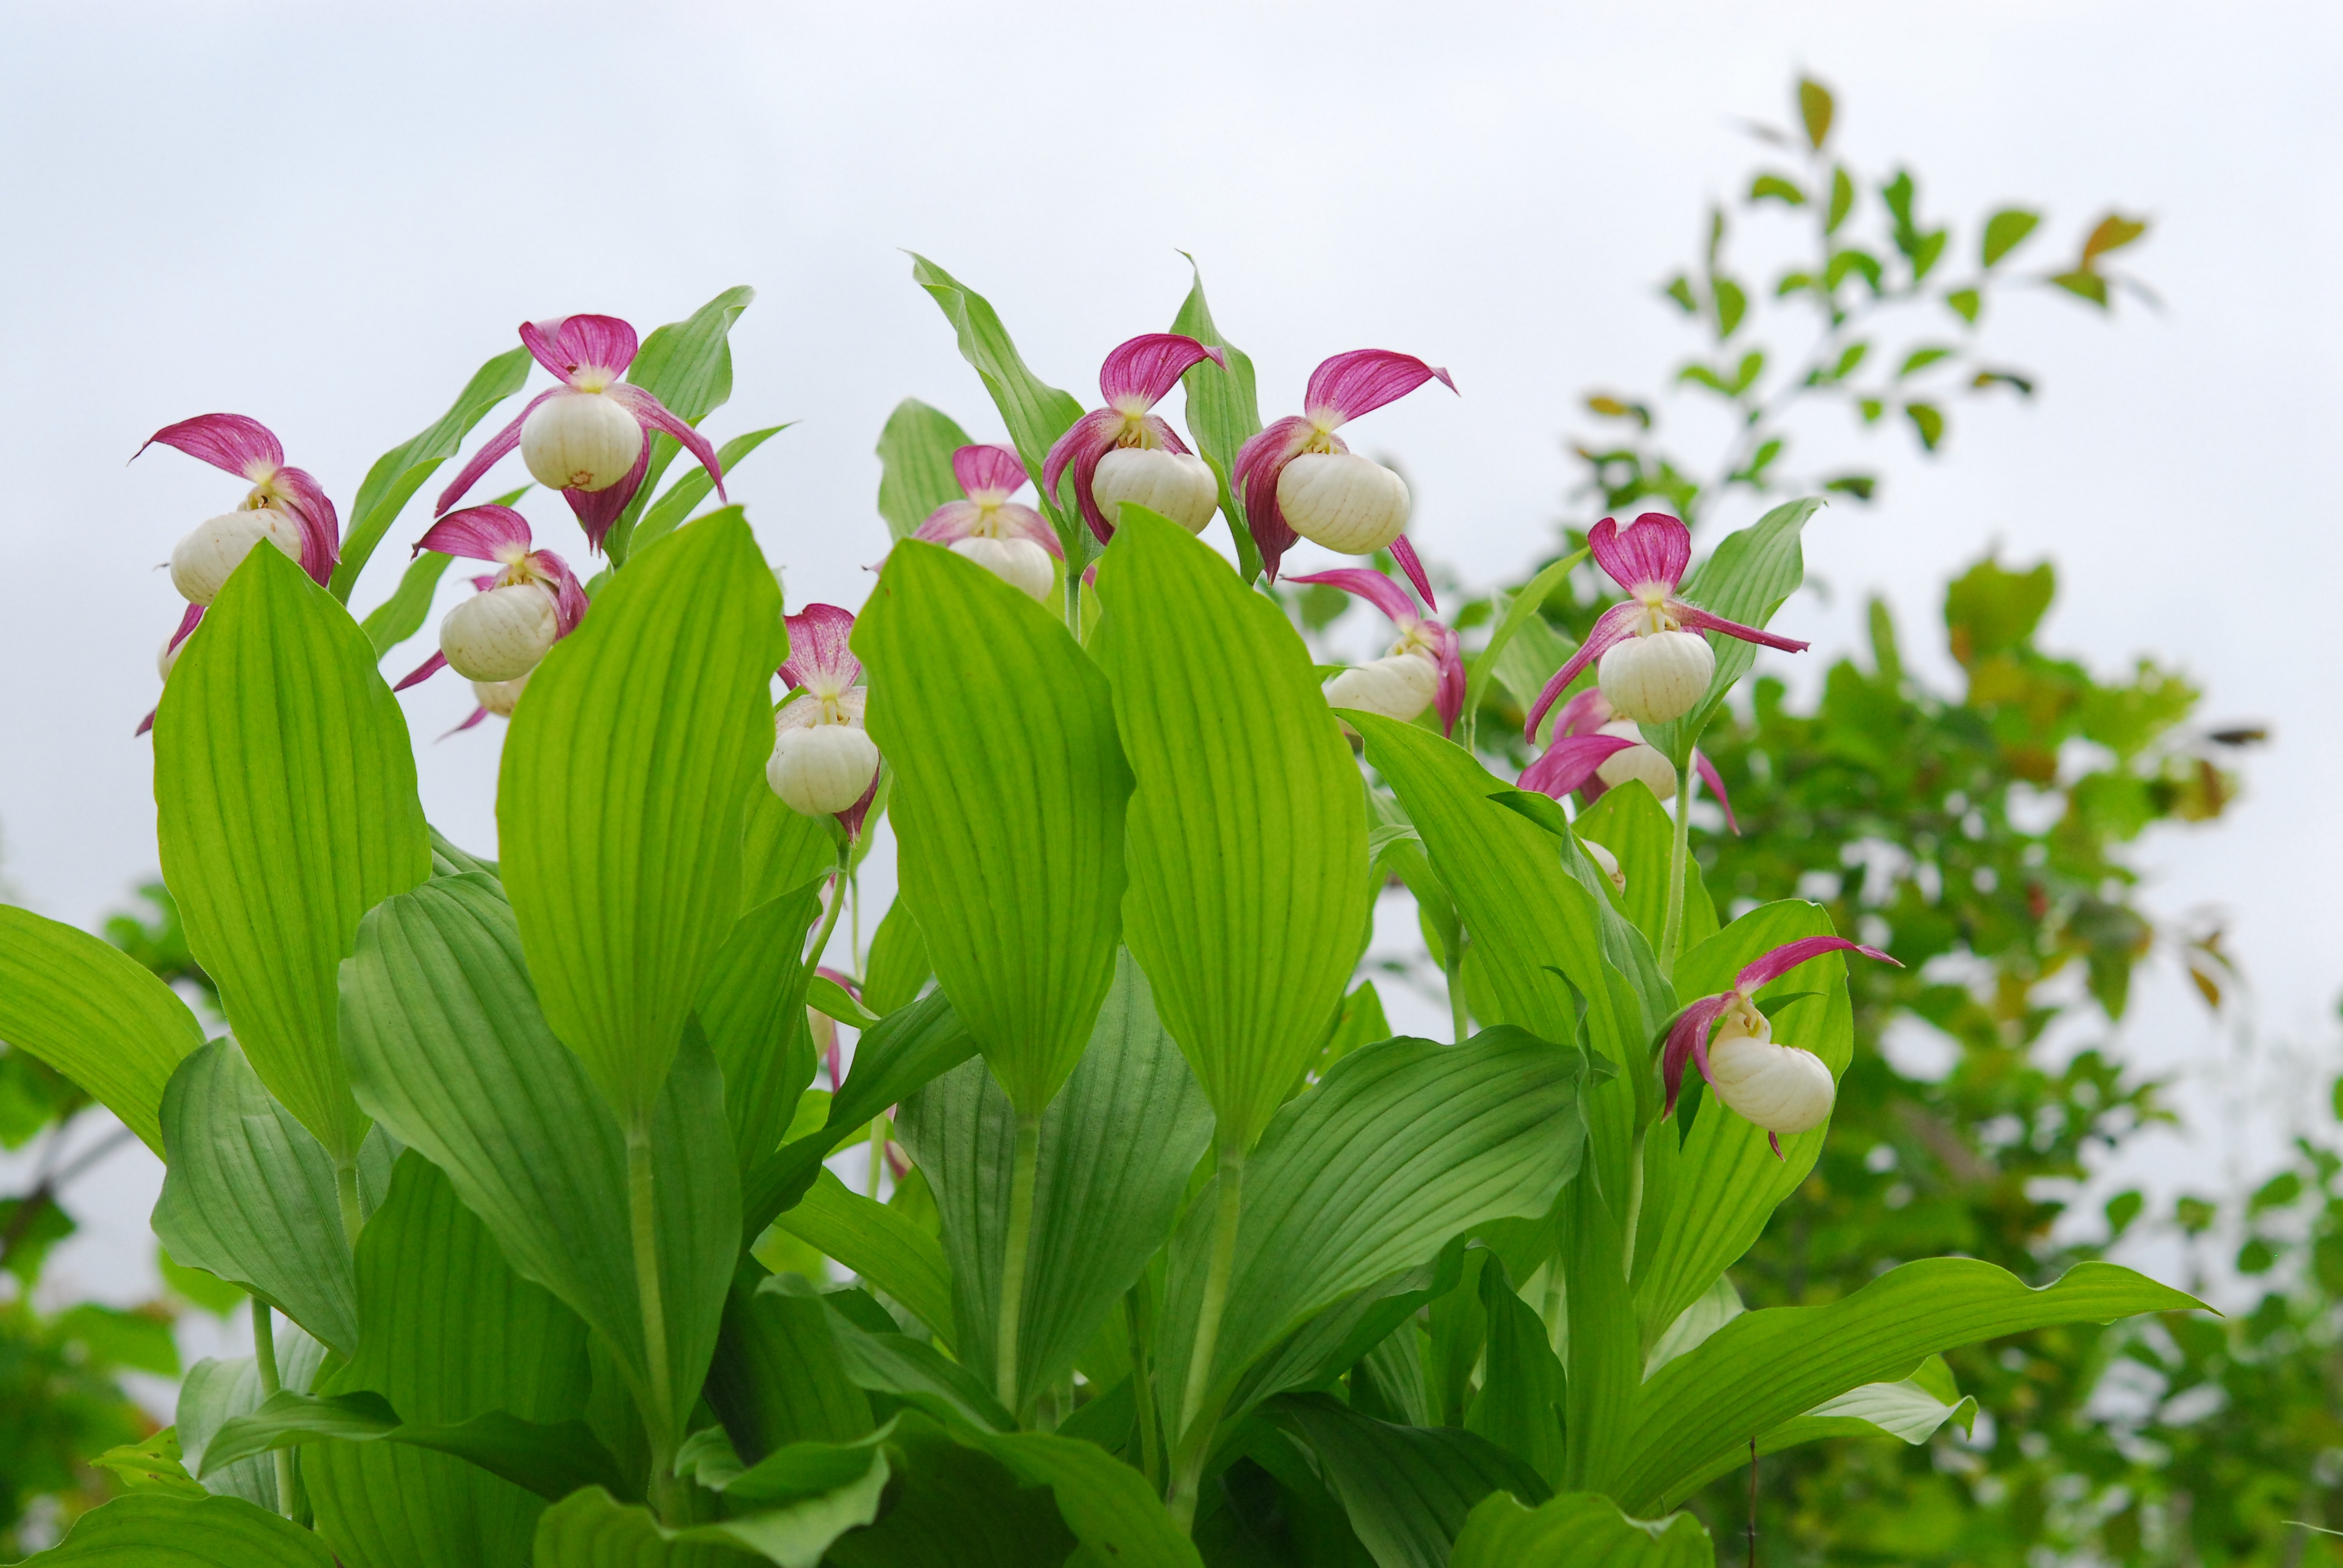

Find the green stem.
[
  {"left": 1126, "top": 1285, "right": 1162, "bottom": 1492},
  {"left": 1540, "top": 1253, "right": 1567, "bottom": 1360},
  {"left": 1659, "top": 758, "right": 1694, "bottom": 979},
  {"left": 1168, "top": 1143, "right": 1247, "bottom": 1534},
  {"left": 1446, "top": 953, "right": 1471, "bottom": 1045},
  {"left": 333, "top": 1155, "right": 364, "bottom": 1246},
  {"left": 866, "top": 1116, "right": 888, "bottom": 1200},
  {"left": 995, "top": 1115, "right": 1042, "bottom": 1416},
  {"left": 1622, "top": 1126, "right": 1647, "bottom": 1284},
  {"left": 252, "top": 1305, "right": 298, "bottom": 1520},
  {"left": 625, "top": 1117, "right": 680, "bottom": 1518},
  {"left": 806, "top": 869, "right": 847, "bottom": 969}
]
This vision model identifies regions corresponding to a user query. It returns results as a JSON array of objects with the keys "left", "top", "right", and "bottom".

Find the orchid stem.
[
  {"left": 333, "top": 1155, "right": 364, "bottom": 1247},
  {"left": 626, "top": 1115, "right": 681, "bottom": 1520},
  {"left": 1446, "top": 952, "right": 1470, "bottom": 1045},
  {"left": 1168, "top": 1142, "right": 1246, "bottom": 1534},
  {"left": 1659, "top": 760, "right": 1693, "bottom": 979},
  {"left": 807, "top": 869, "right": 847, "bottom": 969},
  {"left": 252, "top": 1304, "right": 299, "bottom": 1520},
  {"left": 1622, "top": 1126, "right": 1647, "bottom": 1283},
  {"left": 995, "top": 1115, "right": 1042, "bottom": 1417},
  {"left": 1126, "top": 1284, "right": 1163, "bottom": 1492}
]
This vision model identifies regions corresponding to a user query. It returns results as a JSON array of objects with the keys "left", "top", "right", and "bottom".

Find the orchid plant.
[{"left": 0, "top": 270, "right": 2200, "bottom": 1568}]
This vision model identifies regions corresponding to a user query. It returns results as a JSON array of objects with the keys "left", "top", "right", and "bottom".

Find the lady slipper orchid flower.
[
  {"left": 1520, "top": 688, "right": 1740, "bottom": 831},
  {"left": 1288, "top": 567, "right": 1464, "bottom": 735},
  {"left": 134, "top": 414, "right": 341, "bottom": 734},
  {"left": 1662, "top": 936, "right": 1900, "bottom": 1154},
  {"left": 1234, "top": 350, "right": 1456, "bottom": 605},
  {"left": 1527, "top": 512, "right": 1808, "bottom": 737},
  {"left": 770, "top": 604, "right": 882, "bottom": 835},
  {"left": 392, "top": 506, "right": 588, "bottom": 703},
  {"left": 1043, "top": 334, "right": 1227, "bottom": 543},
  {"left": 435, "top": 314, "right": 727, "bottom": 552},
  {"left": 913, "top": 445, "right": 1061, "bottom": 601}
]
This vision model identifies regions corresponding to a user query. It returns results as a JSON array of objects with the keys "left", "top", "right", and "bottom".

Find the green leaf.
[
  {"left": 0, "top": 904, "right": 205, "bottom": 1154},
  {"left": 151, "top": 1040, "right": 360, "bottom": 1353},
  {"left": 875, "top": 399, "right": 975, "bottom": 541},
  {"left": 500, "top": 509, "right": 784, "bottom": 1123},
  {"left": 813, "top": 1288, "right": 1015, "bottom": 1432},
  {"left": 178, "top": 1330, "right": 327, "bottom": 1514},
  {"left": 1158, "top": 1030, "right": 1591, "bottom": 1452},
  {"left": 533, "top": 1449, "right": 890, "bottom": 1568},
  {"left": 330, "top": 346, "right": 533, "bottom": 604},
  {"left": 1270, "top": 1393, "right": 1547, "bottom": 1568},
  {"left": 1467, "top": 1253, "right": 1566, "bottom": 1487},
  {"left": 1169, "top": 256, "right": 1265, "bottom": 581},
  {"left": 156, "top": 544, "right": 431, "bottom": 1160},
  {"left": 699, "top": 888, "right": 826, "bottom": 1210},
  {"left": 27, "top": 1493, "right": 336, "bottom": 1566},
  {"left": 709, "top": 1264, "right": 875, "bottom": 1463},
  {"left": 855, "top": 543, "right": 1130, "bottom": 1114},
  {"left": 1981, "top": 207, "right": 2041, "bottom": 267},
  {"left": 358, "top": 550, "right": 454, "bottom": 659},
  {"left": 1897, "top": 346, "right": 1954, "bottom": 378},
  {"left": 1573, "top": 785, "right": 1719, "bottom": 958},
  {"left": 823, "top": 1413, "right": 1074, "bottom": 1567},
  {"left": 1825, "top": 167, "right": 1854, "bottom": 235},
  {"left": 806, "top": 975, "right": 881, "bottom": 1031},
  {"left": 88, "top": 1430, "right": 208, "bottom": 1500},
  {"left": 1906, "top": 401, "right": 1945, "bottom": 451},
  {"left": 1466, "top": 550, "right": 1587, "bottom": 736},
  {"left": 2082, "top": 212, "right": 2148, "bottom": 263},
  {"left": 631, "top": 425, "right": 791, "bottom": 559},
  {"left": 603, "top": 286, "right": 756, "bottom": 566},
  {"left": 907, "top": 255, "right": 1087, "bottom": 542},
  {"left": 896, "top": 950, "right": 1211, "bottom": 1409},
  {"left": 773, "top": 1171, "right": 955, "bottom": 1344},
  {"left": 1797, "top": 77, "right": 1833, "bottom": 148},
  {"left": 962, "top": 1428, "right": 1205, "bottom": 1568},
  {"left": 739, "top": 789, "right": 836, "bottom": 916},
  {"left": 1451, "top": 1492, "right": 1711, "bottom": 1568},
  {"left": 1094, "top": 507, "right": 1371, "bottom": 1149},
  {"left": 1711, "top": 278, "right": 1747, "bottom": 339},
  {"left": 204, "top": 1389, "right": 629, "bottom": 1505},
  {"left": 1748, "top": 174, "right": 1804, "bottom": 206},
  {"left": 1638, "top": 495, "right": 1822, "bottom": 762},
  {"left": 2051, "top": 269, "right": 2111, "bottom": 307},
  {"left": 1615, "top": 1258, "right": 2203, "bottom": 1513},
  {"left": 860, "top": 900, "right": 931, "bottom": 1015},
  {"left": 341, "top": 874, "right": 739, "bottom": 1449}
]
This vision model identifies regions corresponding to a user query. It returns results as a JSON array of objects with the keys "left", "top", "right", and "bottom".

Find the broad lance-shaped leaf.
[
  {"left": 25, "top": 1492, "right": 336, "bottom": 1567},
  {"left": 1462, "top": 549, "right": 1588, "bottom": 734},
  {"left": 341, "top": 874, "right": 738, "bottom": 1449},
  {"left": 1094, "top": 507, "right": 1371, "bottom": 1150},
  {"left": 330, "top": 345, "right": 532, "bottom": 604},
  {"left": 532, "top": 1439, "right": 891, "bottom": 1567},
  {"left": 1660, "top": 1357, "right": 1976, "bottom": 1500},
  {"left": 1167, "top": 258, "right": 1264, "bottom": 580},
  {"left": 499, "top": 508, "right": 784, "bottom": 1125},
  {"left": 631, "top": 425, "right": 793, "bottom": 560},
  {"left": 1156, "top": 1028, "right": 1591, "bottom": 1452},
  {"left": 773, "top": 1171, "right": 956, "bottom": 1346},
  {"left": 875, "top": 398, "right": 974, "bottom": 540},
  {"left": 1449, "top": 1493, "right": 1711, "bottom": 1568},
  {"left": 1268, "top": 1393, "right": 1548, "bottom": 1568},
  {"left": 0, "top": 905, "right": 204, "bottom": 1154},
  {"left": 1614, "top": 1257, "right": 2203, "bottom": 1513},
  {"left": 710, "top": 1263, "right": 876, "bottom": 1465},
  {"left": 857, "top": 540, "right": 1131, "bottom": 1116},
  {"left": 1640, "top": 495, "right": 1821, "bottom": 762},
  {"left": 156, "top": 544, "right": 430, "bottom": 1161},
  {"left": 603, "top": 285, "right": 756, "bottom": 565},
  {"left": 203, "top": 1389, "right": 627, "bottom": 1508},
  {"left": 178, "top": 1320, "right": 327, "bottom": 1512},
  {"left": 1571, "top": 783, "right": 1719, "bottom": 958},
  {"left": 697, "top": 882, "right": 827, "bottom": 1203}
]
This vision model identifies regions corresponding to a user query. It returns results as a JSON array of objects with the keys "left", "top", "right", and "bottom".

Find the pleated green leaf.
[
  {"left": 1093, "top": 508, "right": 1371, "bottom": 1150},
  {"left": 1167, "top": 259, "right": 1263, "bottom": 580},
  {"left": 1661, "top": 1359, "right": 1976, "bottom": 1500},
  {"left": 963, "top": 1429, "right": 1204, "bottom": 1568},
  {"left": 1572, "top": 783, "right": 1718, "bottom": 955},
  {"left": 499, "top": 509, "right": 785, "bottom": 1124},
  {"left": 1461, "top": 550, "right": 1588, "bottom": 733},
  {"left": 908, "top": 256, "right": 1086, "bottom": 538},
  {"left": 1467, "top": 1254, "right": 1565, "bottom": 1488},
  {"left": 813, "top": 1292, "right": 1014, "bottom": 1434},
  {"left": 1639, "top": 496, "right": 1821, "bottom": 762},
  {"left": 738, "top": 788, "right": 836, "bottom": 916},
  {"left": 1615, "top": 1258, "right": 2202, "bottom": 1514},
  {"left": 824, "top": 1414, "right": 1074, "bottom": 1568},
  {"left": 856, "top": 540, "right": 1130, "bottom": 1116},
  {"left": 0, "top": 904, "right": 205, "bottom": 1154},
  {"left": 696, "top": 887, "right": 827, "bottom": 1201},
  {"left": 709, "top": 1266, "right": 874, "bottom": 1464},
  {"left": 341, "top": 875, "right": 738, "bottom": 1448},
  {"left": 859, "top": 900, "right": 931, "bottom": 1015},
  {"left": 27, "top": 1492, "right": 336, "bottom": 1567},
  {"left": 156, "top": 543, "right": 431, "bottom": 1160},
  {"left": 532, "top": 1449, "right": 889, "bottom": 1568},
  {"left": 177, "top": 1324, "right": 327, "bottom": 1514},
  {"left": 875, "top": 399, "right": 974, "bottom": 540},
  {"left": 1156, "top": 1030, "right": 1590, "bottom": 1453},
  {"left": 631, "top": 425, "right": 791, "bottom": 559},
  {"left": 1450, "top": 1493, "right": 1711, "bottom": 1568},
  {"left": 1269, "top": 1393, "right": 1548, "bottom": 1568},
  {"left": 773, "top": 1171, "right": 956, "bottom": 1345}
]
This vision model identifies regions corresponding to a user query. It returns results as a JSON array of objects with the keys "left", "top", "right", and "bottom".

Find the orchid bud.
[
  {"left": 950, "top": 537, "right": 1055, "bottom": 602},
  {"left": 1092, "top": 448, "right": 1219, "bottom": 534},
  {"left": 1276, "top": 453, "right": 1410, "bottom": 555},
  {"left": 1705, "top": 1010, "right": 1835, "bottom": 1135},
  {"left": 1597, "top": 628, "right": 1714, "bottom": 725},
  {"left": 440, "top": 584, "right": 559, "bottom": 682},
  {"left": 169, "top": 509, "right": 304, "bottom": 605},
  {"left": 767, "top": 720, "right": 882, "bottom": 816},
  {"left": 1325, "top": 652, "right": 1439, "bottom": 723},
  {"left": 1582, "top": 837, "right": 1626, "bottom": 893},
  {"left": 520, "top": 391, "right": 646, "bottom": 494},
  {"left": 1593, "top": 719, "right": 1679, "bottom": 800},
  {"left": 471, "top": 670, "right": 531, "bottom": 717}
]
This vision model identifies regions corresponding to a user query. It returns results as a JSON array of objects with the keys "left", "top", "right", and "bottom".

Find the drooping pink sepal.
[
  {"left": 1660, "top": 994, "right": 1737, "bottom": 1120},
  {"left": 521, "top": 315, "right": 641, "bottom": 385},
  {"left": 1389, "top": 535, "right": 1437, "bottom": 612},
  {"left": 781, "top": 604, "right": 860, "bottom": 695},
  {"left": 1660, "top": 936, "right": 1901, "bottom": 1120},
  {"left": 1288, "top": 566, "right": 1416, "bottom": 626},
  {"left": 1232, "top": 414, "right": 1316, "bottom": 581},
  {"left": 912, "top": 500, "right": 1061, "bottom": 557},
  {"left": 951, "top": 444, "right": 1029, "bottom": 498},
  {"left": 1099, "top": 334, "right": 1225, "bottom": 407},
  {"left": 1693, "top": 751, "right": 1739, "bottom": 834},
  {"left": 1288, "top": 566, "right": 1469, "bottom": 735},
  {"left": 1524, "top": 601, "right": 1645, "bottom": 743},
  {"left": 417, "top": 505, "right": 535, "bottom": 561},
  {"left": 136, "top": 414, "right": 283, "bottom": 482},
  {"left": 609, "top": 383, "right": 728, "bottom": 503},
  {"left": 1303, "top": 350, "right": 1457, "bottom": 426},
  {"left": 1673, "top": 604, "right": 1811, "bottom": 655},
  {"left": 393, "top": 650, "right": 449, "bottom": 691},
  {"left": 1732, "top": 935, "right": 1898, "bottom": 995},
  {"left": 1519, "top": 733, "right": 1641, "bottom": 800},
  {"left": 439, "top": 705, "right": 493, "bottom": 740},
  {"left": 434, "top": 389, "right": 559, "bottom": 517},
  {"left": 1589, "top": 512, "right": 1691, "bottom": 596}
]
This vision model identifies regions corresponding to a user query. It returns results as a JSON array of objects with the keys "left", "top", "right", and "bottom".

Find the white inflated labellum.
[
  {"left": 1325, "top": 652, "right": 1439, "bottom": 723},
  {"left": 168, "top": 509, "right": 304, "bottom": 605},
  {"left": 950, "top": 537, "right": 1055, "bottom": 601},
  {"left": 1093, "top": 448, "right": 1219, "bottom": 533},
  {"left": 1277, "top": 452, "right": 1411, "bottom": 554},
  {"left": 1598, "top": 628, "right": 1714, "bottom": 725},
  {"left": 767, "top": 721, "right": 881, "bottom": 816},
  {"left": 472, "top": 670, "right": 531, "bottom": 717},
  {"left": 1706, "top": 1010, "right": 1836, "bottom": 1135},
  {"left": 520, "top": 392, "right": 644, "bottom": 494},
  {"left": 1582, "top": 837, "right": 1626, "bottom": 893},
  {"left": 440, "top": 584, "right": 559, "bottom": 682},
  {"left": 1594, "top": 719, "right": 1679, "bottom": 801}
]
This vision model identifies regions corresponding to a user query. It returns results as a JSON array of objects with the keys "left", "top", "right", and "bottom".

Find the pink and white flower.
[
  {"left": 390, "top": 506, "right": 589, "bottom": 728},
  {"left": 1662, "top": 936, "right": 1900, "bottom": 1154},
  {"left": 434, "top": 314, "right": 727, "bottom": 553},
  {"left": 913, "top": 445, "right": 1061, "bottom": 601},
  {"left": 1519, "top": 688, "right": 1740, "bottom": 830},
  {"left": 1288, "top": 567, "right": 1464, "bottom": 736},
  {"left": 770, "top": 604, "right": 882, "bottom": 837},
  {"left": 1042, "top": 334, "right": 1227, "bottom": 543},
  {"left": 1233, "top": 350, "right": 1456, "bottom": 605},
  {"left": 1526, "top": 512, "right": 1809, "bottom": 737}
]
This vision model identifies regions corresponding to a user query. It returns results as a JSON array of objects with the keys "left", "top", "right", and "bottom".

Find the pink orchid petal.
[
  {"left": 1426, "top": 622, "right": 1466, "bottom": 737},
  {"left": 1552, "top": 688, "right": 1613, "bottom": 739},
  {"left": 393, "top": 650, "right": 448, "bottom": 692},
  {"left": 564, "top": 437, "right": 653, "bottom": 554},
  {"left": 529, "top": 549, "right": 591, "bottom": 636},
  {"left": 1519, "top": 733, "right": 1640, "bottom": 800},
  {"left": 608, "top": 384, "right": 727, "bottom": 501},
  {"left": 1099, "top": 334, "right": 1226, "bottom": 410},
  {"left": 1389, "top": 535, "right": 1437, "bottom": 612},
  {"left": 1673, "top": 603, "right": 1811, "bottom": 655},
  {"left": 1042, "top": 408, "right": 1124, "bottom": 544},
  {"left": 836, "top": 770, "right": 880, "bottom": 842},
  {"left": 1693, "top": 750, "right": 1739, "bottom": 834},
  {"left": 1732, "top": 935, "right": 1899, "bottom": 996},
  {"left": 1302, "top": 350, "right": 1457, "bottom": 428},
  {"left": 1139, "top": 413, "right": 1194, "bottom": 456},
  {"left": 439, "top": 705, "right": 493, "bottom": 740},
  {"left": 780, "top": 604, "right": 860, "bottom": 692},
  {"left": 435, "top": 390, "right": 559, "bottom": 515},
  {"left": 995, "top": 503, "right": 1062, "bottom": 555},
  {"left": 137, "top": 414, "right": 283, "bottom": 482},
  {"left": 1661, "top": 994, "right": 1736, "bottom": 1119},
  {"left": 1232, "top": 414, "right": 1317, "bottom": 581},
  {"left": 417, "top": 505, "right": 534, "bottom": 563},
  {"left": 470, "top": 573, "right": 501, "bottom": 592},
  {"left": 267, "top": 466, "right": 341, "bottom": 584},
  {"left": 134, "top": 708, "right": 157, "bottom": 737},
  {"left": 1524, "top": 601, "right": 1645, "bottom": 744},
  {"left": 165, "top": 603, "right": 205, "bottom": 655},
  {"left": 1589, "top": 512, "right": 1690, "bottom": 595},
  {"left": 1286, "top": 567, "right": 1421, "bottom": 629},
  {"left": 521, "top": 315, "right": 640, "bottom": 384},
  {"left": 913, "top": 500, "right": 986, "bottom": 545},
  {"left": 951, "top": 444, "right": 1029, "bottom": 498}
]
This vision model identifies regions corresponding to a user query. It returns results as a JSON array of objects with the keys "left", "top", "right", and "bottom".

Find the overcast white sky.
[{"left": 2, "top": 1, "right": 2338, "bottom": 1321}]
